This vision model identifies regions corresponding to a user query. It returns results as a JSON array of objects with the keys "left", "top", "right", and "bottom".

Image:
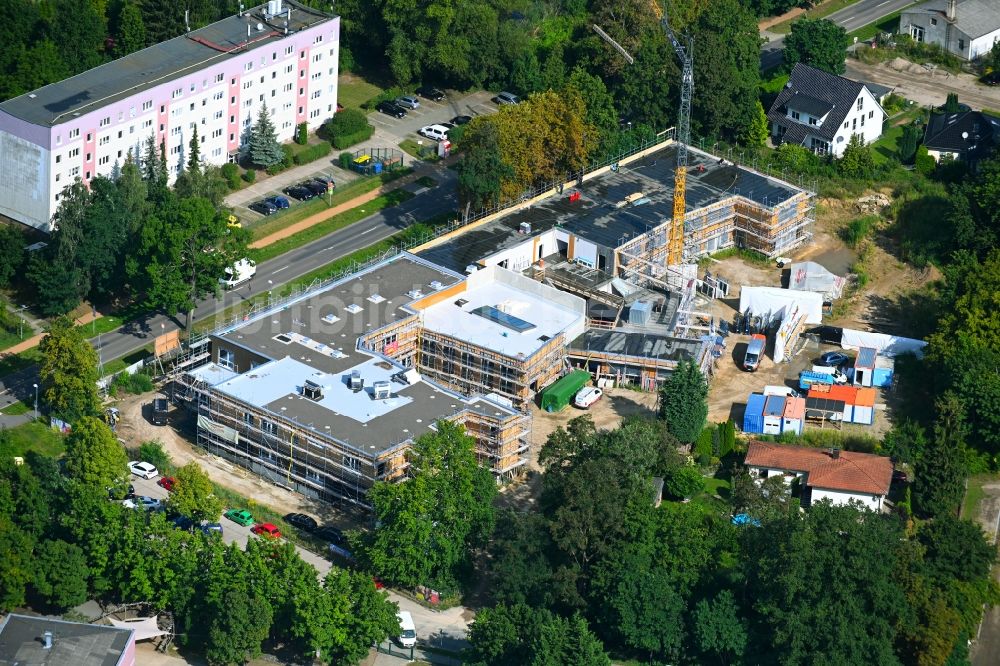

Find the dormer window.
[
  {"left": 791, "top": 110, "right": 801, "bottom": 121},
  {"left": 809, "top": 117, "right": 818, "bottom": 126}
]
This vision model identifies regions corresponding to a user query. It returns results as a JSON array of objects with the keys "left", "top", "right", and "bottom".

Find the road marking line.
[
  {"left": 272, "top": 265, "right": 289, "bottom": 274},
  {"left": 360, "top": 227, "right": 378, "bottom": 235},
  {"left": 877, "top": 1, "right": 889, "bottom": 6}
]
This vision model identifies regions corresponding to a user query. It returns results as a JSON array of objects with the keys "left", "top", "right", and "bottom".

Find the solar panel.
[{"left": 471, "top": 305, "right": 536, "bottom": 332}]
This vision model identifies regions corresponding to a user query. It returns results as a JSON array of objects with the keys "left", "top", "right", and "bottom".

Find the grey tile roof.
[
  {"left": 904, "top": 0, "right": 1000, "bottom": 41},
  {"left": 787, "top": 93, "right": 834, "bottom": 118},
  {"left": 0, "top": 1, "right": 333, "bottom": 127},
  {"left": 923, "top": 110, "right": 1000, "bottom": 157},
  {"left": 767, "top": 63, "right": 866, "bottom": 142}
]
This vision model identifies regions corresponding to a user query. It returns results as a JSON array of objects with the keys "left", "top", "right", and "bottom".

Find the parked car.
[
  {"left": 892, "top": 470, "right": 909, "bottom": 484},
  {"left": 818, "top": 351, "right": 852, "bottom": 367},
  {"left": 151, "top": 397, "right": 168, "bottom": 426},
  {"left": 171, "top": 515, "right": 195, "bottom": 531},
  {"left": 107, "top": 483, "right": 135, "bottom": 500},
  {"left": 492, "top": 91, "right": 520, "bottom": 105},
  {"left": 574, "top": 387, "right": 603, "bottom": 409},
  {"left": 397, "top": 611, "right": 417, "bottom": 648},
  {"left": 302, "top": 180, "right": 329, "bottom": 196},
  {"left": 373, "top": 576, "right": 385, "bottom": 590},
  {"left": 314, "top": 525, "right": 344, "bottom": 545},
  {"left": 395, "top": 95, "right": 420, "bottom": 109},
  {"left": 157, "top": 476, "right": 177, "bottom": 492},
  {"left": 124, "top": 495, "right": 162, "bottom": 511},
  {"left": 415, "top": 86, "right": 445, "bottom": 101},
  {"left": 200, "top": 522, "right": 223, "bottom": 536},
  {"left": 450, "top": 115, "right": 472, "bottom": 125},
  {"left": 283, "top": 185, "right": 315, "bottom": 201},
  {"left": 417, "top": 124, "right": 450, "bottom": 141},
  {"left": 376, "top": 101, "right": 407, "bottom": 118},
  {"left": 439, "top": 122, "right": 455, "bottom": 130},
  {"left": 981, "top": 71, "right": 1000, "bottom": 86},
  {"left": 224, "top": 508, "right": 255, "bottom": 526},
  {"left": 743, "top": 334, "right": 766, "bottom": 372},
  {"left": 264, "top": 195, "right": 289, "bottom": 209},
  {"left": 248, "top": 200, "right": 278, "bottom": 215},
  {"left": 804, "top": 325, "right": 843, "bottom": 345},
  {"left": 284, "top": 513, "right": 318, "bottom": 532},
  {"left": 251, "top": 522, "right": 282, "bottom": 539},
  {"left": 128, "top": 461, "right": 158, "bottom": 479}
]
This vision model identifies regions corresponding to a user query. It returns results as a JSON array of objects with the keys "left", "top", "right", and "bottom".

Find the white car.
[
  {"left": 417, "top": 124, "right": 450, "bottom": 142},
  {"left": 123, "top": 495, "right": 162, "bottom": 511},
  {"left": 574, "top": 387, "right": 603, "bottom": 409},
  {"left": 128, "top": 461, "right": 158, "bottom": 479}
]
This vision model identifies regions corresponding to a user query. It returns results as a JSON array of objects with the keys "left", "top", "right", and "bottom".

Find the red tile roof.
[{"left": 744, "top": 441, "right": 892, "bottom": 495}]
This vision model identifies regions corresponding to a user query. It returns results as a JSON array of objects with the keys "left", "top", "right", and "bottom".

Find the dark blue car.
[
  {"left": 265, "top": 195, "right": 290, "bottom": 209},
  {"left": 818, "top": 351, "right": 852, "bottom": 367}
]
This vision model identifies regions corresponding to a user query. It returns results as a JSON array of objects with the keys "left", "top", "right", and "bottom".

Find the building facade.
[
  {"left": 0, "top": 0, "right": 339, "bottom": 231},
  {"left": 899, "top": 0, "right": 1000, "bottom": 60}
]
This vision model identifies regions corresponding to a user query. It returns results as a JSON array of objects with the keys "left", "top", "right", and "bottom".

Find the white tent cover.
[
  {"left": 788, "top": 261, "right": 846, "bottom": 299},
  {"left": 107, "top": 616, "right": 168, "bottom": 641},
  {"left": 739, "top": 286, "right": 824, "bottom": 325},
  {"left": 840, "top": 328, "right": 927, "bottom": 357}
]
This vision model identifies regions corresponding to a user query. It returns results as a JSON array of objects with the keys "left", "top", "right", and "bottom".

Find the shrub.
[
  {"left": 339, "top": 151, "right": 354, "bottom": 169},
  {"left": 718, "top": 420, "right": 736, "bottom": 457},
  {"left": 332, "top": 126, "right": 374, "bottom": 150},
  {"left": 293, "top": 141, "right": 333, "bottom": 165},
  {"left": 266, "top": 145, "right": 295, "bottom": 175},
  {"left": 842, "top": 215, "right": 878, "bottom": 248},
  {"left": 663, "top": 465, "right": 705, "bottom": 500},
  {"left": 221, "top": 163, "right": 241, "bottom": 190},
  {"left": 295, "top": 122, "right": 308, "bottom": 145},
  {"left": 137, "top": 440, "right": 172, "bottom": 471},
  {"left": 915, "top": 145, "right": 935, "bottom": 176},
  {"left": 326, "top": 108, "right": 368, "bottom": 136},
  {"left": 242, "top": 168, "right": 257, "bottom": 183},
  {"left": 110, "top": 372, "right": 153, "bottom": 395},
  {"left": 695, "top": 426, "right": 715, "bottom": 461}
]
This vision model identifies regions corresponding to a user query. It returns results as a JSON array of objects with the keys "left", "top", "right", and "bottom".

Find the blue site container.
[
  {"left": 799, "top": 371, "right": 834, "bottom": 391},
  {"left": 743, "top": 393, "right": 767, "bottom": 434}
]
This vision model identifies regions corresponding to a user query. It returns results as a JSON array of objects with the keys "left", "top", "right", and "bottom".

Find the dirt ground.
[
  {"left": 113, "top": 391, "right": 362, "bottom": 530},
  {"left": 847, "top": 57, "right": 1000, "bottom": 111}
]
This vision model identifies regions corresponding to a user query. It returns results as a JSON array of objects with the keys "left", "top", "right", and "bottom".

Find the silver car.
[
  {"left": 396, "top": 95, "right": 420, "bottom": 109},
  {"left": 123, "top": 495, "right": 163, "bottom": 511},
  {"left": 493, "top": 91, "right": 520, "bottom": 105}
]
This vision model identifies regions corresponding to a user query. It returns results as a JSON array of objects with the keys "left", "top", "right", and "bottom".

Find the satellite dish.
[
  {"left": 256, "top": 22, "right": 264, "bottom": 31},
  {"left": 962, "top": 131, "right": 969, "bottom": 139}
]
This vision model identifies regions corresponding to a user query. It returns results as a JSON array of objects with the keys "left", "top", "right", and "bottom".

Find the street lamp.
[
  {"left": 16, "top": 305, "right": 27, "bottom": 339},
  {"left": 267, "top": 279, "right": 273, "bottom": 305},
  {"left": 32, "top": 383, "right": 38, "bottom": 420}
]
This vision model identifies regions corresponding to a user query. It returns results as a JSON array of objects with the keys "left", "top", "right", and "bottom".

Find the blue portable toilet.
[
  {"left": 853, "top": 347, "right": 878, "bottom": 387},
  {"left": 873, "top": 355, "right": 894, "bottom": 388},
  {"left": 743, "top": 393, "right": 767, "bottom": 434}
]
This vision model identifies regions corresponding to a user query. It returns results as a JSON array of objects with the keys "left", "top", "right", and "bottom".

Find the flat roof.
[
  {"left": 567, "top": 329, "right": 707, "bottom": 364},
  {"left": 0, "top": 614, "right": 133, "bottom": 666},
  {"left": 417, "top": 144, "right": 805, "bottom": 272},
  {"left": 0, "top": 0, "right": 333, "bottom": 127},
  {"left": 420, "top": 278, "right": 584, "bottom": 358},
  {"left": 214, "top": 253, "right": 462, "bottom": 376}
]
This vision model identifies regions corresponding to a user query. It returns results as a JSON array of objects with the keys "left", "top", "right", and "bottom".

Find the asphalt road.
[
  {"left": 93, "top": 165, "right": 457, "bottom": 365},
  {"left": 760, "top": 0, "right": 916, "bottom": 70},
  {"left": 127, "top": 471, "right": 471, "bottom": 650}
]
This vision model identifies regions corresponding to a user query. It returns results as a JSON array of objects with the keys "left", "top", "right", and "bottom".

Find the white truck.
[{"left": 220, "top": 258, "right": 256, "bottom": 289}]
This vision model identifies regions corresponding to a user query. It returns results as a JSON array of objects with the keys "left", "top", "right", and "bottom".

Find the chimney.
[
  {"left": 947, "top": 0, "right": 957, "bottom": 21},
  {"left": 830, "top": 448, "right": 841, "bottom": 460},
  {"left": 43, "top": 631, "right": 53, "bottom": 649}
]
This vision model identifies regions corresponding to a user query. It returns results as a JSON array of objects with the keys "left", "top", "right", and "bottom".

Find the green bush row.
[
  {"left": 332, "top": 126, "right": 374, "bottom": 150},
  {"left": 293, "top": 141, "right": 332, "bottom": 165},
  {"left": 109, "top": 372, "right": 154, "bottom": 396}
]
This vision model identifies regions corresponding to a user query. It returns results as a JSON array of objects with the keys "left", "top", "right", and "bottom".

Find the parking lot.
[{"left": 366, "top": 89, "right": 499, "bottom": 143}]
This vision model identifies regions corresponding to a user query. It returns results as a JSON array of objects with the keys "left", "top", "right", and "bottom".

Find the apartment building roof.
[
  {"left": 0, "top": 613, "right": 134, "bottom": 666},
  {"left": 417, "top": 144, "right": 804, "bottom": 272},
  {"left": 214, "top": 253, "right": 462, "bottom": 376},
  {"left": 0, "top": 0, "right": 333, "bottom": 127}
]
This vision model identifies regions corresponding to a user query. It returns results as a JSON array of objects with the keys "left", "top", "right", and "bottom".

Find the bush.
[
  {"left": 293, "top": 140, "right": 332, "bottom": 165},
  {"left": 295, "top": 122, "right": 308, "bottom": 145},
  {"left": 109, "top": 372, "right": 154, "bottom": 395},
  {"left": 326, "top": 108, "right": 369, "bottom": 136},
  {"left": 663, "top": 465, "right": 705, "bottom": 500},
  {"left": 137, "top": 440, "right": 172, "bottom": 471},
  {"left": 266, "top": 145, "right": 295, "bottom": 175},
  {"left": 718, "top": 420, "right": 736, "bottom": 457},
  {"left": 695, "top": 426, "right": 715, "bottom": 461},
  {"left": 221, "top": 163, "right": 240, "bottom": 190},
  {"left": 332, "top": 126, "right": 374, "bottom": 150},
  {"left": 915, "top": 145, "right": 935, "bottom": 176},
  {"left": 842, "top": 215, "right": 878, "bottom": 248},
  {"left": 339, "top": 151, "right": 354, "bottom": 170},
  {"left": 242, "top": 168, "right": 257, "bottom": 183}
]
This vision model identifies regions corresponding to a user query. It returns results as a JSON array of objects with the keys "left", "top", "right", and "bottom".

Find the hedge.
[
  {"left": 332, "top": 126, "right": 374, "bottom": 150},
  {"left": 293, "top": 141, "right": 332, "bottom": 165}
]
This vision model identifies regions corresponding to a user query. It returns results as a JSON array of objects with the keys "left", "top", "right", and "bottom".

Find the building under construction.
[{"left": 171, "top": 253, "right": 585, "bottom": 505}]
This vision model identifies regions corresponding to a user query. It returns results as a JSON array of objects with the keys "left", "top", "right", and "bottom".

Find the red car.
[
  {"left": 157, "top": 476, "right": 177, "bottom": 492},
  {"left": 373, "top": 576, "right": 385, "bottom": 590},
  {"left": 251, "top": 523, "right": 282, "bottom": 539}
]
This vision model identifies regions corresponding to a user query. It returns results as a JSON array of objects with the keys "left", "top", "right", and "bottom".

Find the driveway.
[
  {"left": 969, "top": 477, "right": 1000, "bottom": 665},
  {"left": 125, "top": 472, "right": 473, "bottom": 653}
]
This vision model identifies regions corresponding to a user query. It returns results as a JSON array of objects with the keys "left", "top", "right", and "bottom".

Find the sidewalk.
[
  {"left": 1, "top": 309, "right": 101, "bottom": 356},
  {"left": 224, "top": 155, "right": 364, "bottom": 209},
  {"left": 249, "top": 167, "right": 428, "bottom": 248}
]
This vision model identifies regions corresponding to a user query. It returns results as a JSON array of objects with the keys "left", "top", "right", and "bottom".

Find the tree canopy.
[
  {"left": 783, "top": 19, "right": 850, "bottom": 75},
  {"left": 38, "top": 316, "right": 101, "bottom": 422}
]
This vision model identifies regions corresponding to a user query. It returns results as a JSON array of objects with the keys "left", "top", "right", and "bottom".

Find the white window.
[
  {"left": 55, "top": 173, "right": 61, "bottom": 182},
  {"left": 69, "top": 129, "right": 79, "bottom": 139},
  {"left": 852, "top": 118, "right": 857, "bottom": 130},
  {"left": 85, "top": 171, "right": 90, "bottom": 179},
  {"left": 244, "top": 99, "right": 252, "bottom": 108},
  {"left": 118, "top": 111, "right": 124, "bottom": 122},
  {"left": 285, "top": 45, "right": 293, "bottom": 55},
  {"left": 172, "top": 88, "right": 182, "bottom": 99},
  {"left": 312, "top": 53, "right": 321, "bottom": 62},
  {"left": 170, "top": 145, "right": 181, "bottom": 155},
  {"left": 261, "top": 420, "right": 276, "bottom": 435},
  {"left": 142, "top": 100, "right": 152, "bottom": 111},
  {"left": 283, "top": 102, "right": 293, "bottom": 110},
  {"left": 298, "top": 105, "right": 303, "bottom": 114},
  {"left": 272, "top": 71, "right": 277, "bottom": 79},
  {"left": 214, "top": 110, "right": 224, "bottom": 120},
  {"left": 869, "top": 110, "right": 874, "bottom": 119},
  {"left": 299, "top": 70, "right": 305, "bottom": 79},
  {"left": 171, "top": 126, "right": 181, "bottom": 135},
  {"left": 790, "top": 110, "right": 800, "bottom": 121},
  {"left": 285, "top": 64, "right": 293, "bottom": 74},
  {"left": 231, "top": 77, "right": 236, "bottom": 85},
  {"left": 190, "top": 83, "right": 195, "bottom": 92},
  {"left": 243, "top": 80, "right": 252, "bottom": 90},
  {"left": 70, "top": 166, "right": 80, "bottom": 177},
  {"left": 219, "top": 348, "right": 235, "bottom": 369},
  {"left": 85, "top": 152, "right": 91, "bottom": 161},
  {"left": 99, "top": 136, "right": 109, "bottom": 146},
  {"left": 212, "top": 147, "right": 222, "bottom": 157},
  {"left": 243, "top": 117, "right": 251, "bottom": 127},
  {"left": 56, "top": 135, "right": 62, "bottom": 145},
  {"left": 861, "top": 115, "right": 865, "bottom": 127},
  {"left": 314, "top": 35, "right": 323, "bottom": 44},
  {"left": 142, "top": 119, "right": 152, "bottom": 129},
  {"left": 283, "top": 83, "right": 293, "bottom": 92},
  {"left": 98, "top": 155, "right": 109, "bottom": 165},
  {"left": 69, "top": 148, "right": 79, "bottom": 158},
  {"left": 299, "top": 87, "right": 304, "bottom": 95},
  {"left": 56, "top": 154, "right": 61, "bottom": 163},
  {"left": 344, "top": 455, "right": 360, "bottom": 471},
  {"left": 100, "top": 117, "right": 110, "bottom": 127},
  {"left": 243, "top": 412, "right": 253, "bottom": 426},
  {"left": 311, "top": 71, "right": 321, "bottom": 80},
  {"left": 212, "top": 128, "right": 223, "bottom": 138},
  {"left": 231, "top": 96, "right": 236, "bottom": 104},
  {"left": 259, "top": 94, "right": 264, "bottom": 102},
  {"left": 244, "top": 61, "right": 253, "bottom": 71},
  {"left": 282, "top": 121, "right": 292, "bottom": 128},
  {"left": 299, "top": 50, "right": 306, "bottom": 59},
  {"left": 930, "top": 17, "right": 937, "bottom": 26},
  {"left": 309, "top": 108, "right": 320, "bottom": 118},
  {"left": 311, "top": 90, "right": 320, "bottom": 99},
  {"left": 214, "top": 91, "right": 224, "bottom": 100},
  {"left": 214, "top": 73, "right": 224, "bottom": 83},
  {"left": 129, "top": 125, "right": 135, "bottom": 134},
  {"left": 857, "top": 97, "right": 863, "bottom": 111}
]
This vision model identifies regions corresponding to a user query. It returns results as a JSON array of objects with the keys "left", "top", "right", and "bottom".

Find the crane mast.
[{"left": 662, "top": 17, "right": 692, "bottom": 267}]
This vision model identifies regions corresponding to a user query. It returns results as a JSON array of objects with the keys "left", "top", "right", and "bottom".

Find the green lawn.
[
  {"left": 848, "top": 11, "right": 903, "bottom": 41},
  {"left": 253, "top": 188, "right": 415, "bottom": 263},
  {"left": 768, "top": 0, "right": 863, "bottom": 34},
  {"left": 399, "top": 139, "right": 440, "bottom": 162},
  {"left": 1, "top": 399, "right": 31, "bottom": 415},
  {"left": 250, "top": 168, "right": 413, "bottom": 241},
  {"left": 0, "top": 327, "right": 26, "bottom": 352},
  {"left": 0, "top": 421, "right": 66, "bottom": 459},
  {"left": 338, "top": 78, "right": 384, "bottom": 110},
  {"left": 962, "top": 473, "right": 999, "bottom": 520}
]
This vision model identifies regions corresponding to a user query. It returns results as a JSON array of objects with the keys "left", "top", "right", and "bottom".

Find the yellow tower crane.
[{"left": 661, "top": 15, "right": 693, "bottom": 267}]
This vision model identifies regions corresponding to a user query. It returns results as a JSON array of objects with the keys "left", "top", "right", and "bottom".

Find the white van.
[
  {"left": 220, "top": 258, "right": 256, "bottom": 289},
  {"left": 574, "top": 387, "right": 603, "bottom": 409},
  {"left": 397, "top": 611, "right": 416, "bottom": 648},
  {"left": 417, "top": 124, "right": 450, "bottom": 141}
]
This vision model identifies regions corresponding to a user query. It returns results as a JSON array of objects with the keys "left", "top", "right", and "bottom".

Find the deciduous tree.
[
  {"left": 783, "top": 19, "right": 849, "bottom": 75},
  {"left": 64, "top": 417, "right": 129, "bottom": 490},
  {"left": 170, "top": 462, "right": 223, "bottom": 521},
  {"left": 692, "top": 590, "right": 748, "bottom": 665},
  {"left": 32, "top": 539, "right": 89, "bottom": 610},
  {"left": 38, "top": 315, "right": 101, "bottom": 421}
]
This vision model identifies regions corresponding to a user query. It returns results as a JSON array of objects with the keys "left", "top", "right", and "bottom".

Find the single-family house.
[
  {"left": 744, "top": 440, "right": 893, "bottom": 511},
  {"left": 899, "top": 0, "right": 1000, "bottom": 60},
  {"left": 767, "top": 63, "right": 887, "bottom": 157},
  {"left": 923, "top": 110, "right": 1000, "bottom": 163}
]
